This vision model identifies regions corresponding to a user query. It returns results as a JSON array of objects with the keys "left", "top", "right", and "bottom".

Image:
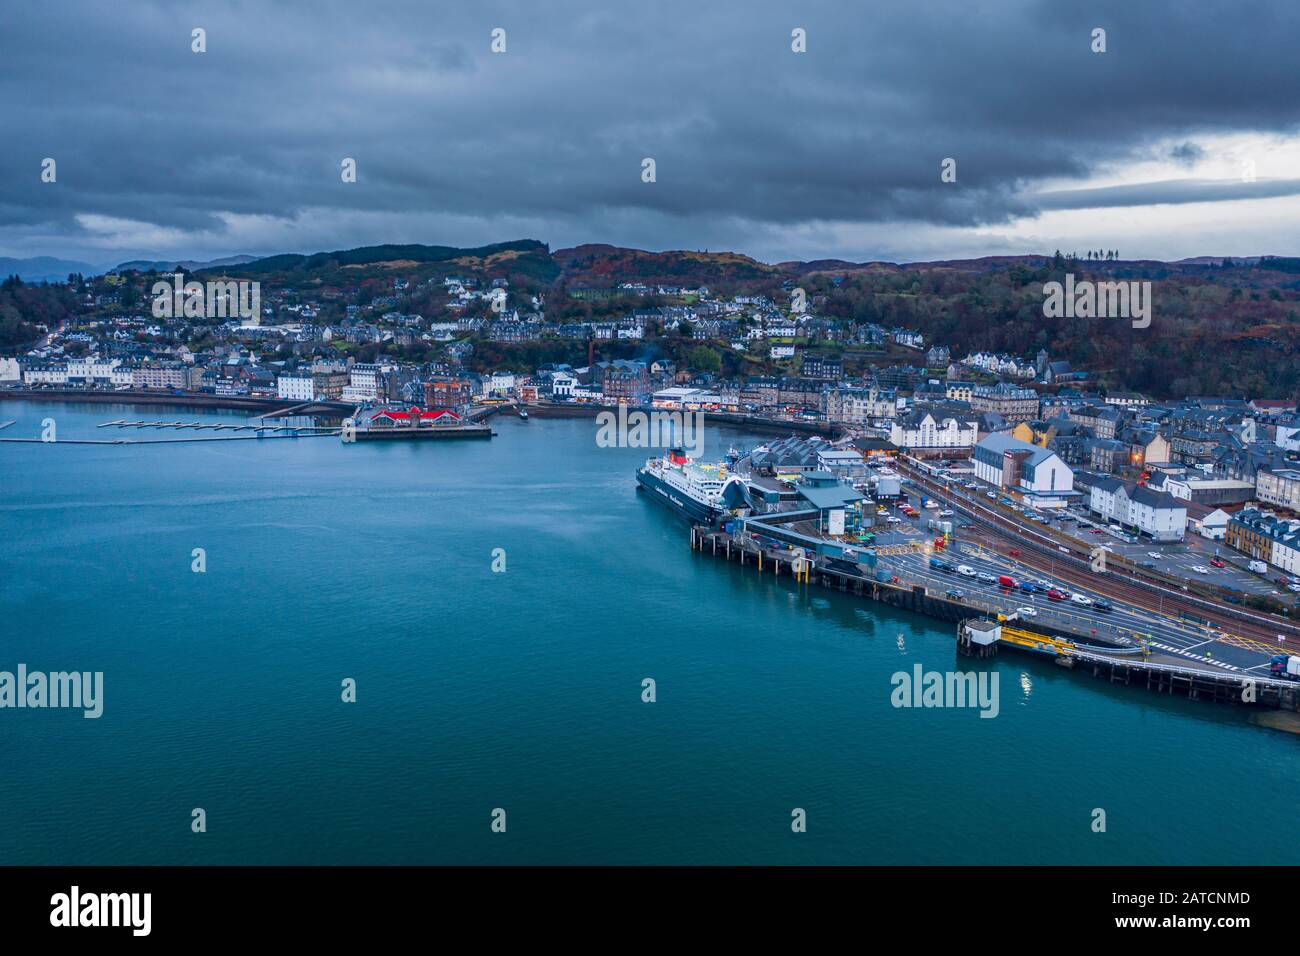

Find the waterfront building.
[
  {"left": 277, "top": 372, "right": 315, "bottom": 401},
  {"left": 1227, "top": 508, "right": 1300, "bottom": 572},
  {"left": 973, "top": 433, "right": 1074, "bottom": 498},
  {"left": 1088, "top": 477, "right": 1187, "bottom": 542},
  {"left": 971, "top": 382, "right": 1039, "bottom": 423},
  {"left": 825, "top": 385, "right": 897, "bottom": 424},
  {"left": 889, "top": 411, "right": 978, "bottom": 452}
]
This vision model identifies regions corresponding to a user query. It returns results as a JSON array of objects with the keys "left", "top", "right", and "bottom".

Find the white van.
[{"left": 1248, "top": 559, "right": 1268, "bottom": 574}]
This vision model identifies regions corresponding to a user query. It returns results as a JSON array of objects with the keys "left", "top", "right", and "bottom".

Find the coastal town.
[
  {"left": 3, "top": 255, "right": 1299, "bottom": 598},
  {"left": 5, "top": 250, "right": 1300, "bottom": 710}
]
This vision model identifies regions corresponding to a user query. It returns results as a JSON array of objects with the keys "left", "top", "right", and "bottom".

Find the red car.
[
  {"left": 1008, "top": 548, "right": 1021, "bottom": 557},
  {"left": 1089, "top": 528, "right": 1104, "bottom": 535},
  {"left": 1209, "top": 558, "right": 1226, "bottom": 568},
  {"left": 1047, "top": 588, "right": 1065, "bottom": 601}
]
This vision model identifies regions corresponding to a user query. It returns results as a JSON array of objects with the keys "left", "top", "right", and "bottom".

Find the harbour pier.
[{"left": 689, "top": 524, "right": 1300, "bottom": 712}]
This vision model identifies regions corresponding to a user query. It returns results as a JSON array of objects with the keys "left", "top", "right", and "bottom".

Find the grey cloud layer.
[{"left": 2, "top": 0, "right": 1299, "bottom": 264}]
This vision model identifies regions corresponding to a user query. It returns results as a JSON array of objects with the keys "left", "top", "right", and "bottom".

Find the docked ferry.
[{"left": 636, "top": 449, "right": 749, "bottom": 523}]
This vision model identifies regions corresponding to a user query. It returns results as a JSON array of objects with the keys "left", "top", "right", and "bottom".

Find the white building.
[
  {"left": 652, "top": 387, "right": 722, "bottom": 410},
  {"left": 23, "top": 362, "right": 69, "bottom": 385},
  {"left": 1089, "top": 478, "right": 1187, "bottom": 542},
  {"left": 277, "top": 373, "right": 315, "bottom": 401},
  {"left": 0, "top": 357, "right": 22, "bottom": 382},
  {"left": 889, "top": 411, "right": 978, "bottom": 450},
  {"left": 973, "top": 433, "right": 1073, "bottom": 497},
  {"left": 342, "top": 363, "right": 382, "bottom": 402},
  {"left": 489, "top": 372, "right": 517, "bottom": 395},
  {"left": 550, "top": 372, "right": 577, "bottom": 398},
  {"left": 1191, "top": 508, "right": 1230, "bottom": 540},
  {"left": 67, "top": 357, "right": 120, "bottom": 386}
]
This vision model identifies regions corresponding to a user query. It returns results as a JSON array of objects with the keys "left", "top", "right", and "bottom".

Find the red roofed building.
[{"left": 368, "top": 406, "right": 462, "bottom": 429}]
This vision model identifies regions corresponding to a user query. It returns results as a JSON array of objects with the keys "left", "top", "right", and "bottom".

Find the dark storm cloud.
[{"left": 2, "top": 0, "right": 1299, "bottom": 264}]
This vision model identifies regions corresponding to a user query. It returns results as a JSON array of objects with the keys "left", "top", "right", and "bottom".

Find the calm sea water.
[{"left": 1, "top": 400, "right": 1297, "bottom": 865}]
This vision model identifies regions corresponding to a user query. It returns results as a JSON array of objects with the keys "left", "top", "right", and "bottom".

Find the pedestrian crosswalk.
[{"left": 1147, "top": 640, "right": 1240, "bottom": 671}]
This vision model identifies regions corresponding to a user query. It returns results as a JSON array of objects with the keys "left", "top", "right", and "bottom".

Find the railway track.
[{"left": 895, "top": 461, "right": 1299, "bottom": 650}]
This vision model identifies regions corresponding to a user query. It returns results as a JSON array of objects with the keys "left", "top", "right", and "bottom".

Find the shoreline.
[{"left": 0, "top": 388, "right": 353, "bottom": 416}]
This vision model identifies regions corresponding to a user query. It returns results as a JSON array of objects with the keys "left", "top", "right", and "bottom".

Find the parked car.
[
  {"left": 1008, "top": 548, "right": 1020, "bottom": 557},
  {"left": 1148, "top": 552, "right": 1162, "bottom": 559},
  {"left": 957, "top": 565, "right": 977, "bottom": 577},
  {"left": 1092, "top": 600, "right": 1113, "bottom": 613},
  {"left": 1047, "top": 588, "right": 1066, "bottom": 601},
  {"left": 1070, "top": 593, "right": 1093, "bottom": 606},
  {"left": 976, "top": 572, "right": 998, "bottom": 584},
  {"left": 1191, "top": 565, "right": 1209, "bottom": 574},
  {"left": 945, "top": 589, "right": 964, "bottom": 599},
  {"left": 1015, "top": 606, "right": 1038, "bottom": 617},
  {"left": 1209, "top": 558, "right": 1226, "bottom": 568}
]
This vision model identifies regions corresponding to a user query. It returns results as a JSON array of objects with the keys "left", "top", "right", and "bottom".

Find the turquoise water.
[{"left": 1, "top": 400, "right": 1297, "bottom": 865}]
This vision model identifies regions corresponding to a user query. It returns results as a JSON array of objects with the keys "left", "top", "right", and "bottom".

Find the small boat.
[{"left": 518, "top": 408, "right": 529, "bottom": 421}]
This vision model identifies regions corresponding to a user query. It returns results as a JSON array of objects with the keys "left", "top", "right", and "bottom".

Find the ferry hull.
[{"left": 636, "top": 467, "right": 722, "bottom": 524}]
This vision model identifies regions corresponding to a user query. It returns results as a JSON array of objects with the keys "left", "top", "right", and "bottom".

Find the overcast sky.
[{"left": 4, "top": 0, "right": 1300, "bottom": 268}]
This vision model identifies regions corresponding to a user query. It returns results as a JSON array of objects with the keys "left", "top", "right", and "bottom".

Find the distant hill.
[
  {"left": 202, "top": 240, "right": 557, "bottom": 283},
  {"left": 0, "top": 256, "right": 100, "bottom": 283},
  {"left": 553, "top": 244, "right": 778, "bottom": 288},
  {"left": 115, "top": 255, "right": 259, "bottom": 274}
]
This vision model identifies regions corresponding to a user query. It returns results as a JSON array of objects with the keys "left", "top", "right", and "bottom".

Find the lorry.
[{"left": 1269, "top": 655, "right": 1300, "bottom": 679}]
